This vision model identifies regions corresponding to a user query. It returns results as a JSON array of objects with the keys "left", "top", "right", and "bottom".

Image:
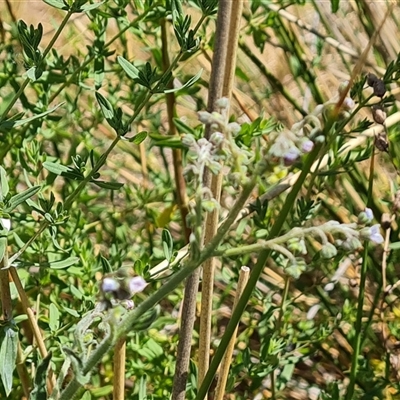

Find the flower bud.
[
  {"left": 287, "top": 238, "right": 307, "bottom": 254},
  {"left": 373, "top": 80, "right": 386, "bottom": 98},
  {"left": 283, "top": 147, "right": 300, "bottom": 166},
  {"left": 342, "top": 97, "right": 355, "bottom": 111},
  {"left": 341, "top": 237, "right": 362, "bottom": 251},
  {"left": 216, "top": 97, "right": 229, "bottom": 109},
  {"left": 367, "top": 73, "right": 378, "bottom": 87},
  {"left": 198, "top": 111, "right": 213, "bottom": 124},
  {"left": 228, "top": 122, "right": 241, "bottom": 136},
  {"left": 320, "top": 243, "right": 338, "bottom": 259},
  {"left": 357, "top": 208, "right": 374, "bottom": 224},
  {"left": 372, "top": 104, "right": 386, "bottom": 124},
  {"left": 210, "top": 131, "right": 224, "bottom": 146},
  {"left": 300, "top": 139, "right": 314, "bottom": 153}
]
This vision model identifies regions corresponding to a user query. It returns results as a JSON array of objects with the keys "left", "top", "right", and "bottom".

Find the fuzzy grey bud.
[{"left": 320, "top": 243, "right": 338, "bottom": 259}]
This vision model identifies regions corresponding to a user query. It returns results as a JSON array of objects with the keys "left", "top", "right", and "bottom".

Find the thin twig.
[{"left": 113, "top": 338, "right": 126, "bottom": 400}]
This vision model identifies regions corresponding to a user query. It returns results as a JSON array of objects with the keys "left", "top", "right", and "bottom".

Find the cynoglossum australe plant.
[{"left": 0, "top": 0, "right": 400, "bottom": 399}]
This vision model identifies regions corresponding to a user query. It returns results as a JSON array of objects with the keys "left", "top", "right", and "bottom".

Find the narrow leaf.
[
  {"left": 42, "top": 161, "right": 70, "bottom": 175},
  {"left": 0, "top": 103, "right": 64, "bottom": 130},
  {"left": 0, "top": 325, "right": 18, "bottom": 397},
  {"left": 42, "top": 0, "right": 69, "bottom": 10},
  {"left": 128, "top": 131, "right": 147, "bottom": 144},
  {"left": 6, "top": 186, "right": 41, "bottom": 212},
  {"left": 92, "top": 180, "right": 124, "bottom": 190},
  {"left": 0, "top": 167, "right": 9, "bottom": 201},
  {"left": 163, "top": 69, "right": 203, "bottom": 93},
  {"left": 117, "top": 56, "right": 139, "bottom": 80},
  {"left": 49, "top": 257, "right": 79, "bottom": 270},
  {"left": 162, "top": 229, "right": 173, "bottom": 261},
  {"left": 81, "top": 1, "right": 105, "bottom": 11},
  {"left": 49, "top": 303, "right": 60, "bottom": 332},
  {"left": 0, "top": 237, "right": 7, "bottom": 265},
  {"left": 331, "top": 0, "right": 339, "bottom": 13},
  {"left": 95, "top": 92, "right": 114, "bottom": 119}
]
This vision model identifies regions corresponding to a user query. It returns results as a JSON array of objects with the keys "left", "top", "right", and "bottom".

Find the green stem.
[
  {"left": 345, "top": 139, "right": 375, "bottom": 399},
  {"left": 345, "top": 245, "right": 369, "bottom": 400},
  {"left": 271, "top": 275, "right": 291, "bottom": 399}
]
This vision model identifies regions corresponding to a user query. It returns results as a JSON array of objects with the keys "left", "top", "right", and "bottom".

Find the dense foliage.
[{"left": 0, "top": 1, "right": 400, "bottom": 399}]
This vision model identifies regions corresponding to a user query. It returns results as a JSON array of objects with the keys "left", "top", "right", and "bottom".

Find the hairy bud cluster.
[{"left": 273, "top": 208, "right": 383, "bottom": 279}]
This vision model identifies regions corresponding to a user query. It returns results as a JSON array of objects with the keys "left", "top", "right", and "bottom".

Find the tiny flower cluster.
[
  {"left": 273, "top": 208, "right": 383, "bottom": 279},
  {"left": 267, "top": 82, "right": 355, "bottom": 166},
  {"left": 100, "top": 268, "right": 147, "bottom": 310}
]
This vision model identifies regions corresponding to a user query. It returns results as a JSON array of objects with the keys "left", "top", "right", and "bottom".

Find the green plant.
[{"left": 0, "top": 1, "right": 400, "bottom": 400}]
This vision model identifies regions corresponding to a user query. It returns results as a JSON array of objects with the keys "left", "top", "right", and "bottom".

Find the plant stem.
[
  {"left": 214, "top": 266, "right": 249, "bottom": 400},
  {"left": 161, "top": 18, "right": 190, "bottom": 243},
  {"left": 198, "top": 1, "right": 234, "bottom": 394},
  {"left": 113, "top": 338, "right": 126, "bottom": 400},
  {"left": 345, "top": 245, "right": 369, "bottom": 400},
  {"left": 171, "top": 269, "right": 201, "bottom": 400}
]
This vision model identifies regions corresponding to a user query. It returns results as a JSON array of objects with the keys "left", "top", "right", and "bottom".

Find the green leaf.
[
  {"left": 0, "top": 237, "right": 7, "bottom": 264},
  {"left": 30, "top": 352, "right": 52, "bottom": 400},
  {"left": 0, "top": 167, "right": 9, "bottom": 202},
  {"left": 0, "top": 324, "right": 18, "bottom": 397},
  {"left": 149, "top": 133, "right": 183, "bottom": 149},
  {"left": 49, "top": 303, "right": 60, "bottom": 332},
  {"left": 5, "top": 186, "right": 41, "bottom": 213},
  {"left": 117, "top": 56, "right": 139, "bottom": 80},
  {"left": 95, "top": 92, "right": 114, "bottom": 120},
  {"left": 0, "top": 103, "right": 64, "bottom": 131},
  {"left": 128, "top": 131, "right": 147, "bottom": 144},
  {"left": 92, "top": 181, "right": 124, "bottom": 190},
  {"left": 42, "top": 161, "right": 70, "bottom": 175},
  {"left": 163, "top": 69, "right": 203, "bottom": 93},
  {"left": 81, "top": 1, "right": 105, "bottom": 11},
  {"left": 49, "top": 257, "right": 79, "bottom": 270},
  {"left": 162, "top": 229, "right": 173, "bottom": 261},
  {"left": 173, "top": 118, "right": 196, "bottom": 135},
  {"left": 389, "top": 241, "right": 400, "bottom": 250},
  {"left": 42, "top": 0, "right": 69, "bottom": 10},
  {"left": 331, "top": 0, "right": 339, "bottom": 13}
]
